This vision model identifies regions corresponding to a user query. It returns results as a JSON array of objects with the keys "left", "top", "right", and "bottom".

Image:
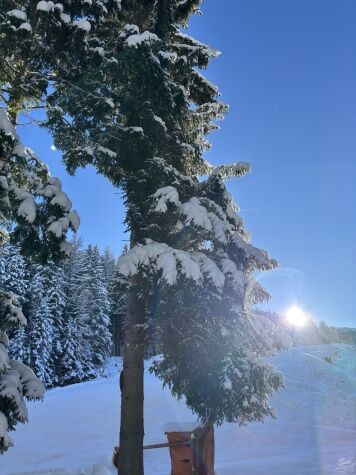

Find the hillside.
[{"left": 1, "top": 344, "right": 355, "bottom": 475}]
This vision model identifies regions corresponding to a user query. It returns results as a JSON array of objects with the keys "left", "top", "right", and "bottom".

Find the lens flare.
[{"left": 285, "top": 305, "right": 309, "bottom": 328}]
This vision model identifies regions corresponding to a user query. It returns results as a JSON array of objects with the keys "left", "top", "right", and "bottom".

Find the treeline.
[
  {"left": 0, "top": 242, "right": 125, "bottom": 387},
  {"left": 258, "top": 310, "right": 356, "bottom": 346}
]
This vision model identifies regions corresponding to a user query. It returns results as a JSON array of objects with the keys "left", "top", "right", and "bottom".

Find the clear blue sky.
[{"left": 20, "top": 0, "right": 356, "bottom": 327}]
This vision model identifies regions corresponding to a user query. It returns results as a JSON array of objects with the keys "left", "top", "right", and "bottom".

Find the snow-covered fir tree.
[
  {"left": 0, "top": 241, "right": 117, "bottom": 388},
  {"left": 0, "top": 245, "right": 28, "bottom": 305},
  {"left": 56, "top": 241, "right": 95, "bottom": 385},
  {"left": 44, "top": 264, "right": 66, "bottom": 385},
  {"left": 0, "top": 108, "right": 78, "bottom": 452},
  {"left": 84, "top": 245, "right": 111, "bottom": 367},
  {"left": 105, "top": 246, "right": 126, "bottom": 356},
  {"left": 24, "top": 267, "right": 54, "bottom": 386},
  {"left": 38, "top": 3, "right": 290, "bottom": 474},
  {"left": 10, "top": 262, "right": 67, "bottom": 387},
  {"left": 1, "top": 2, "right": 290, "bottom": 472}
]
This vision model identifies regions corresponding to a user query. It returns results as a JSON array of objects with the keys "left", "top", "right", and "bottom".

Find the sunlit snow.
[{"left": 1, "top": 344, "right": 355, "bottom": 475}]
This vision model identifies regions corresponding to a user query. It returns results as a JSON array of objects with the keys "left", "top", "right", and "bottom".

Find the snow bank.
[{"left": 0, "top": 344, "right": 355, "bottom": 475}]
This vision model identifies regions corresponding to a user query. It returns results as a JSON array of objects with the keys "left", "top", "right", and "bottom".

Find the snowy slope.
[{"left": 1, "top": 344, "right": 355, "bottom": 475}]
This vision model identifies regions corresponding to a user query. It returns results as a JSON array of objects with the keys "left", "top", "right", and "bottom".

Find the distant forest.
[
  {"left": 258, "top": 310, "right": 356, "bottom": 347},
  {"left": 0, "top": 241, "right": 126, "bottom": 387}
]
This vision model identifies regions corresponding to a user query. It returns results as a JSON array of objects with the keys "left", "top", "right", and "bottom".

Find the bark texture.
[{"left": 118, "top": 291, "right": 145, "bottom": 475}]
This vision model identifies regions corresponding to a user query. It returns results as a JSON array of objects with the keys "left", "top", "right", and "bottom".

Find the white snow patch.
[
  {"left": 17, "top": 196, "right": 36, "bottom": 223},
  {"left": 8, "top": 10, "right": 27, "bottom": 20},
  {"left": 125, "top": 31, "right": 159, "bottom": 48},
  {"left": 74, "top": 19, "right": 91, "bottom": 32},
  {"left": 36, "top": 1, "right": 55, "bottom": 12},
  {"left": 18, "top": 23, "right": 32, "bottom": 32},
  {"left": 0, "top": 345, "right": 355, "bottom": 475},
  {"left": 60, "top": 12, "right": 71, "bottom": 23}
]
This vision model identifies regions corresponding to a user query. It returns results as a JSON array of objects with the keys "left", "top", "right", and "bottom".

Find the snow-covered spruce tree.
[
  {"left": 58, "top": 240, "right": 96, "bottom": 385},
  {"left": 0, "top": 110, "right": 79, "bottom": 452},
  {"left": 105, "top": 246, "right": 126, "bottom": 356},
  {"left": 0, "top": 245, "right": 28, "bottom": 305},
  {"left": 84, "top": 245, "right": 111, "bottom": 368},
  {"left": 43, "top": 263, "right": 66, "bottom": 385},
  {"left": 0, "top": 0, "right": 124, "bottom": 123},
  {"left": 117, "top": 161, "right": 290, "bottom": 425},
  {"left": 39, "top": 1, "right": 288, "bottom": 473},
  {"left": 22, "top": 266, "right": 54, "bottom": 386},
  {"left": 42, "top": 5, "right": 224, "bottom": 473},
  {"left": 10, "top": 261, "right": 67, "bottom": 387}
]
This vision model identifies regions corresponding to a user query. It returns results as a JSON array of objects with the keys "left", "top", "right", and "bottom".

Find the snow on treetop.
[
  {"left": 153, "top": 187, "right": 232, "bottom": 244},
  {"left": 118, "top": 241, "right": 227, "bottom": 289},
  {"left": 232, "top": 233, "right": 277, "bottom": 271},
  {"left": 192, "top": 70, "right": 218, "bottom": 93},
  {"left": 92, "top": 46, "right": 105, "bottom": 57},
  {"left": 50, "top": 191, "right": 72, "bottom": 211},
  {"left": 7, "top": 10, "right": 27, "bottom": 20},
  {"left": 17, "top": 195, "right": 36, "bottom": 223},
  {"left": 54, "top": 3, "right": 63, "bottom": 12},
  {"left": 212, "top": 162, "right": 251, "bottom": 179},
  {"left": 0, "top": 110, "right": 28, "bottom": 157},
  {"left": 1, "top": 291, "right": 27, "bottom": 326},
  {"left": 153, "top": 115, "right": 167, "bottom": 131},
  {"left": 60, "top": 13, "right": 70, "bottom": 23},
  {"left": 153, "top": 186, "right": 180, "bottom": 212},
  {"left": 36, "top": 1, "right": 55, "bottom": 12},
  {"left": 119, "top": 24, "right": 139, "bottom": 38},
  {"left": 125, "top": 31, "right": 160, "bottom": 48},
  {"left": 0, "top": 176, "right": 8, "bottom": 190},
  {"left": 74, "top": 19, "right": 91, "bottom": 32},
  {"left": 0, "top": 110, "right": 17, "bottom": 138},
  {"left": 10, "top": 361, "right": 45, "bottom": 400},
  {"left": 181, "top": 197, "right": 212, "bottom": 231},
  {"left": 68, "top": 210, "right": 80, "bottom": 231},
  {"left": 220, "top": 258, "right": 246, "bottom": 293},
  {"left": 18, "top": 23, "right": 32, "bottom": 32},
  {"left": 175, "top": 31, "right": 208, "bottom": 49},
  {"left": 0, "top": 411, "right": 12, "bottom": 451},
  {"left": 158, "top": 50, "right": 178, "bottom": 62},
  {"left": 48, "top": 217, "right": 69, "bottom": 238},
  {"left": 0, "top": 344, "right": 10, "bottom": 373},
  {"left": 0, "top": 370, "right": 28, "bottom": 422},
  {"left": 96, "top": 145, "right": 117, "bottom": 158},
  {"left": 195, "top": 253, "right": 225, "bottom": 289},
  {"left": 60, "top": 241, "right": 73, "bottom": 256}
]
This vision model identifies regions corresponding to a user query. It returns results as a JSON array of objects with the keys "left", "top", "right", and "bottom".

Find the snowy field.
[{"left": 1, "top": 344, "right": 356, "bottom": 475}]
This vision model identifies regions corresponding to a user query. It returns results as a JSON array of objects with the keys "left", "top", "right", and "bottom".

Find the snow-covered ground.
[{"left": 1, "top": 344, "right": 355, "bottom": 475}]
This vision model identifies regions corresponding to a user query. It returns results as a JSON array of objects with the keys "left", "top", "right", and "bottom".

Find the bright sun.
[{"left": 285, "top": 305, "right": 309, "bottom": 328}]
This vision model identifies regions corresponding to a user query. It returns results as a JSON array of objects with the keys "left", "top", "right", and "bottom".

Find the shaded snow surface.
[{"left": 1, "top": 344, "right": 355, "bottom": 475}]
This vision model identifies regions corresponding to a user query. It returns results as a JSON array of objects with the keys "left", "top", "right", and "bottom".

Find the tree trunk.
[{"left": 118, "top": 290, "right": 145, "bottom": 475}]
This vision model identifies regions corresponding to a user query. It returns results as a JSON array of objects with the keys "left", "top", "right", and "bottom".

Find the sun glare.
[{"left": 285, "top": 305, "right": 309, "bottom": 328}]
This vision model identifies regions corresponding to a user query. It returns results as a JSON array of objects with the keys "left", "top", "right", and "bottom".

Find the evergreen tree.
[
  {"left": 0, "top": 245, "right": 28, "bottom": 304},
  {"left": 1, "top": 2, "right": 290, "bottom": 472},
  {"left": 25, "top": 269, "right": 54, "bottom": 386},
  {"left": 44, "top": 264, "right": 66, "bottom": 385},
  {"left": 58, "top": 241, "right": 95, "bottom": 385},
  {"left": 0, "top": 108, "right": 78, "bottom": 451},
  {"left": 36, "top": 2, "right": 290, "bottom": 473},
  {"left": 106, "top": 246, "right": 126, "bottom": 356},
  {"left": 84, "top": 245, "right": 111, "bottom": 367}
]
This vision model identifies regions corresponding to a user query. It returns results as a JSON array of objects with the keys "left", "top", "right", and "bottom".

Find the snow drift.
[{"left": 0, "top": 344, "right": 355, "bottom": 475}]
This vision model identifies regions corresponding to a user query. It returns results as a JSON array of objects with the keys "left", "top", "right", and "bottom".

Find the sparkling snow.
[
  {"left": 74, "top": 20, "right": 91, "bottom": 32},
  {"left": 0, "top": 344, "right": 355, "bottom": 474},
  {"left": 125, "top": 31, "right": 160, "bottom": 48}
]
